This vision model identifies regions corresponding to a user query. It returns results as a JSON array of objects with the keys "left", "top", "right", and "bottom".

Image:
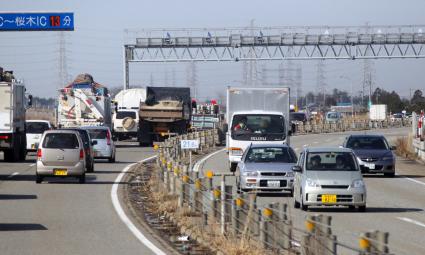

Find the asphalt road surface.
[
  {"left": 0, "top": 141, "right": 165, "bottom": 255},
  {"left": 199, "top": 127, "right": 425, "bottom": 255}
]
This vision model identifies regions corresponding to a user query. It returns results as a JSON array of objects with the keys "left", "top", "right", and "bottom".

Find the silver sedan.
[{"left": 237, "top": 143, "right": 297, "bottom": 194}]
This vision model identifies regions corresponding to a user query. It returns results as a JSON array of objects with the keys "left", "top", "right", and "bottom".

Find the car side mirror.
[
  {"left": 291, "top": 165, "right": 302, "bottom": 172},
  {"left": 391, "top": 145, "right": 396, "bottom": 150},
  {"left": 91, "top": 140, "right": 98, "bottom": 146}
]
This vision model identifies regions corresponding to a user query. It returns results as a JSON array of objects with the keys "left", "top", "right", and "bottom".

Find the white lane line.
[
  {"left": 111, "top": 155, "right": 167, "bottom": 255},
  {"left": 397, "top": 174, "right": 425, "bottom": 187},
  {"left": 313, "top": 141, "right": 319, "bottom": 144},
  {"left": 294, "top": 148, "right": 300, "bottom": 151},
  {"left": 303, "top": 144, "right": 309, "bottom": 147},
  {"left": 397, "top": 217, "right": 425, "bottom": 229},
  {"left": 29, "top": 163, "right": 35, "bottom": 167},
  {"left": 7, "top": 172, "right": 19, "bottom": 178},
  {"left": 193, "top": 148, "right": 226, "bottom": 173}
]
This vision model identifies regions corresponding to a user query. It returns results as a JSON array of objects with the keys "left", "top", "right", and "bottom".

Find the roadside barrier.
[
  {"left": 152, "top": 130, "right": 393, "bottom": 255},
  {"left": 294, "top": 119, "right": 411, "bottom": 135}
]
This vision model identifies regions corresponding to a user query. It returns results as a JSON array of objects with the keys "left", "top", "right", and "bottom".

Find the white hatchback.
[
  {"left": 81, "top": 126, "right": 116, "bottom": 163},
  {"left": 25, "top": 120, "right": 51, "bottom": 152}
]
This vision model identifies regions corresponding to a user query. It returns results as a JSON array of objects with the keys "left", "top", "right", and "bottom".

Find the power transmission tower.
[
  {"left": 362, "top": 59, "right": 375, "bottom": 108},
  {"left": 316, "top": 60, "right": 327, "bottom": 107},
  {"left": 58, "top": 31, "right": 70, "bottom": 88}
]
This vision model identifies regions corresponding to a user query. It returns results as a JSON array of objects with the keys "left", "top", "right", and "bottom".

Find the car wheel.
[
  {"left": 384, "top": 172, "right": 395, "bottom": 178},
  {"left": 289, "top": 188, "right": 294, "bottom": 197},
  {"left": 79, "top": 174, "right": 86, "bottom": 184},
  {"left": 35, "top": 175, "right": 42, "bottom": 184},
  {"left": 109, "top": 154, "right": 116, "bottom": 163},
  {"left": 358, "top": 205, "right": 366, "bottom": 212},
  {"left": 300, "top": 193, "right": 308, "bottom": 211},
  {"left": 294, "top": 196, "right": 300, "bottom": 209},
  {"left": 348, "top": 205, "right": 355, "bottom": 210},
  {"left": 230, "top": 163, "right": 237, "bottom": 173}
]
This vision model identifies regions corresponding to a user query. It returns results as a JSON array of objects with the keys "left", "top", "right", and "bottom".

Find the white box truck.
[
  {"left": 226, "top": 87, "right": 290, "bottom": 172},
  {"left": 369, "top": 104, "right": 387, "bottom": 121},
  {"left": 112, "top": 88, "right": 146, "bottom": 141},
  {"left": 0, "top": 70, "right": 32, "bottom": 162}
]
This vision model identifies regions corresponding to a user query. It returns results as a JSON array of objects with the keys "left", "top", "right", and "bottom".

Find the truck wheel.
[
  {"left": 36, "top": 175, "right": 43, "bottom": 184},
  {"left": 230, "top": 162, "right": 237, "bottom": 172},
  {"left": 4, "top": 148, "right": 19, "bottom": 162},
  {"left": 79, "top": 174, "right": 86, "bottom": 184}
]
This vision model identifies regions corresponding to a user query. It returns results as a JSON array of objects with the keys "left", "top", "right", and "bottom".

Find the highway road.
[
  {"left": 199, "top": 127, "right": 425, "bottom": 255},
  {"left": 0, "top": 142, "right": 168, "bottom": 255}
]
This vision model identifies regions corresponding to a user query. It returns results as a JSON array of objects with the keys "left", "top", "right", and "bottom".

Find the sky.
[{"left": 1, "top": 0, "right": 425, "bottom": 100}]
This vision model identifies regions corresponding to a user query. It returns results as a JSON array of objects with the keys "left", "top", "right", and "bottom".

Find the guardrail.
[
  {"left": 293, "top": 119, "right": 410, "bottom": 135},
  {"left": 152, "top": 130, "right": 393, "bottom": 255}
]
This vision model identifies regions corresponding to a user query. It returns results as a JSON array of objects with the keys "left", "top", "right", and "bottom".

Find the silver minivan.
[
  {"left": 36, "top": 130, "right": 86, "bottom": 183},
  {"left": 292, "top": 147, "right": 367, "bottom": 212},
  {"left": 81, "top": 126, "right": 116, "bottom": 163}
]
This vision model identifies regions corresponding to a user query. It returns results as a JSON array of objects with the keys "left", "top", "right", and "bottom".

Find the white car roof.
[{"left": 232, "top": 110, "right": 284, "bottom": 116}]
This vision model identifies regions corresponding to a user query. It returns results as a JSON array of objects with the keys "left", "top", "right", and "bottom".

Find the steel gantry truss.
[{"left": 123, "top": 25, "right": 425, "bottom": 88}]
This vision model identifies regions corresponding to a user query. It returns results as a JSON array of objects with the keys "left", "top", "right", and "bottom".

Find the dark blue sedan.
[{"left": 343, "top": 135, "right": 396, "bottom": 177}]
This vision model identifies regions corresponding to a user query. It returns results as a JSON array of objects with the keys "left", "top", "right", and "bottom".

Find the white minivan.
[{"left": 25, "top": 120, "right": 51, "bottom": 152}]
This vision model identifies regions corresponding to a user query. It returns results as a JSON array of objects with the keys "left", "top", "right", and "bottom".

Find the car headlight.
[
  {"left": 306, "top": 178, "right": 320, "bottom": 187},
  {"left": 286, "top": 172, "right": 295, "bottom": 177},
  {"left": 352, "top": 179, "right": 365, "bottom": 188},
  {"left": 229, "top": 147, "right": 243, "bottom": 156},
  {"left": 381, "top": 155, "right": 394, "bottom": 161},
  {"left": 242, "top": 171, "right": 258, "bottom": 177}
]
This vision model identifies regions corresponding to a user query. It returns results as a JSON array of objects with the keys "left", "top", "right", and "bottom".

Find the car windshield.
[
  {"left": 290, "top": 113, "right": 306, "bottom": 122},
  {"left": 231, "top": 114, "right": 285, "bottom": 141},
  {"left": 346, "top": 137, "right": 388, "bottom": 150},
  {"left": 87, "top": 129, "right": 107, "bottom": 139},
  {"left": 327, "top": 112, "right": 339, "bottom": 119},
  {"left": 116, "top": 111, "right": 136, "bottom": 119},
  {"left": 42, "top": 133, "right": 79, "bottom": 149},
  {"left": 26, "top": 122, "right": 49, "bottom": 134},
  {"left": 306, "top": 152, "right": 357, "bottom": 171},
  {"left": 245, "top": 147, "right": 297, "bottom": 163}
]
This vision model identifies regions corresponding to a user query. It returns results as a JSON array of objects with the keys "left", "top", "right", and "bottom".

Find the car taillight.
[
  {"left": 79, "top": 149, "right": 84, "bottom": 160},
  {"left": 0, "top": 135, "right": 9, "bottom": 140},
  {"left": 37, "top": 149, "right": 42, "bottom": 160},
  {"left": 106, "top": 131, "right": 111, "bottom": 145}
]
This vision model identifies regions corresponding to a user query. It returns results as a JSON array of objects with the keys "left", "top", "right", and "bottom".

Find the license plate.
[
  {"left": 321, "top": 194, "right": 337, "bottom": 203},
  {"left": 267, "top": 180, "right": 280, "bottom": 188},
  {"left": 54, "top": 169, "right": 68, "bottom": 176},
  {"left": 364, "top": 163, "right": 375, "bottom": 169}
]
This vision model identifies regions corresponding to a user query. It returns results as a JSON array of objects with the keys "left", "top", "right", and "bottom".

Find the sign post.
[
  {"left": 181, "top": 139, "right": 200, "bottom": 171},
  {"left": 0, "top": 12, "right": 74, "bottom": 31}
]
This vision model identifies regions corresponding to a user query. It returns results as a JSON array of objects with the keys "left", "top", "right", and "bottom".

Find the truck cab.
[{"left": 226, "top": 87, "right": 290, "bottom": 172}]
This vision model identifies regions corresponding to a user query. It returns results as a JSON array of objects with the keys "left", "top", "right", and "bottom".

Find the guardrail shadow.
[
  {"left": 0, "top": 223, "right": 47, "bottom": 231},
  {"left": 307, "top": 206, "right": 423, "bottom": 213},
  {"left": 0, "top": 194, "right": 37, "bottom": 200}
]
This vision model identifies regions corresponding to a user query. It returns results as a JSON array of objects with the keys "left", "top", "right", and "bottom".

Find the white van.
[{"left": 25, "top": 120, "right": 51, "bottom": 152}]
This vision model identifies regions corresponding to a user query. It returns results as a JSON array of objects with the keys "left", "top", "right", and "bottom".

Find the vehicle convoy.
[
  {"left": 343, "top": 135, "right": 396, "bottom": 177},
  {"left": 112, "top": 88, "right": 146, "bottom": 141},
  {"left": 226, "top": 87, "right": 290, "bottom": 172},
  {"left": 138, "top": 86, "right": 191, "bottom": 146},
  {"left": 237, "top": 143, "right": 297, "bottom": 194},
  {"left": 36, "top": 130, "right": 86, "bottom": 184},
  {"left": 292, "top": 147, "right": 367, "bottom": 212},
  {"left": 0, "top": 68, "right": 32, "bottom": 162},
  {"left": 57, "top": 73, "right": 112, "bottom": 128},
  {"left": 25, "top": 120, "right": 51, "bottom": 152}
]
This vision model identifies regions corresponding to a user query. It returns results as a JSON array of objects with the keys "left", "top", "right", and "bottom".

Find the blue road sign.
[{"left": 0, "top": 12, "right": 74, "bottom": 31}]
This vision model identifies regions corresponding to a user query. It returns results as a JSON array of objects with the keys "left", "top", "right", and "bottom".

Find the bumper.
[
  {"left": 94, "top": 148, "right": 113, "bottom": 158},
  {"left": 36, "top": 161, "right": 85, "bottom": 176},
  {"left": 240, "top": 176, "right": 294, "bottom": 192},
  {"left": 358, "top": 159, "right": 395, "bottom": 174},
  {"left": 303, "top": 187, "right": 366, "bottom": 206}
]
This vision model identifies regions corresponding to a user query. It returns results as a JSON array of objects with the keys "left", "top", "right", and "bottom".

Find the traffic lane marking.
[
  {"left": 397, "top": 217, "right": 425, "bottom": 229},
  {"left": 29, "top": 163, "right": 35, "bottom": 167},
  {"left": 7, "top": 172, "right": 19, "bottom": 178},
  {"left": 397, "top": 174, "right": 425, "bottom": 187},
  {"left": 111, "top": 155, "right": 167, "bottom": 255},
  {"left": 193, "top": 148, "right": 226, "bottom": 173}
]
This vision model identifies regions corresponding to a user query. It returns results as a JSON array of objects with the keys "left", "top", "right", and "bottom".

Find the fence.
[
  {"left": 151, "top": 129, "right": 393, "bottom": 255},
  {"left": 293, "top": 119, "right": 410, "bottom": 135}
]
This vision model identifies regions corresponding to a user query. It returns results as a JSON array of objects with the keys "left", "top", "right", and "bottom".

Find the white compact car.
[
  {"left": 25, "top": 120, "right": 51, "bottom": 152},
  {"left": 81, "top": 126, "right": 116, "bottom": 163}
]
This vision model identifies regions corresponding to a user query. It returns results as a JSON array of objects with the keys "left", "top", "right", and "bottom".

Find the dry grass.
[
  {"left": 395, "top": 134, "right": 417, "bottom": 160},
  {"left": 146, "top": 168, "right": 275, "bottom": 255},
  {"left": 26, "top": 108, "right": 55, "bottom": 124}
]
